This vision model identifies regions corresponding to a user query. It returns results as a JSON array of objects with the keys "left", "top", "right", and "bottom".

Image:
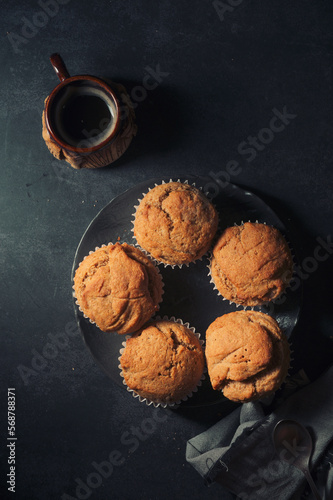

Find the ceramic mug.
[{"left": 42, "top": 53, "right": 136, "bottom": 169}]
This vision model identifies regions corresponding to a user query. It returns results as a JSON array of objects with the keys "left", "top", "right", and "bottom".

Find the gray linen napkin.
[{"left": 186, "top": 364, "right": 333, "bottom": 500}]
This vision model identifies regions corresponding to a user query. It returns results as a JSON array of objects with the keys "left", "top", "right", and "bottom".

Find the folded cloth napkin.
[{"left": 186, "top": 364, "right": 333, "bottom": 500}]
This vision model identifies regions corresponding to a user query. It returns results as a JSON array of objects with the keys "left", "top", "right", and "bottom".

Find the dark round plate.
[{"left": 71, "top": 176, "right": 302, "bottom": 408}]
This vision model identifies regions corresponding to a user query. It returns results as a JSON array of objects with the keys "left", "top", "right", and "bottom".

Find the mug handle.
[{"left": 50, "top": 53, "right": 70, "bottom": 82}]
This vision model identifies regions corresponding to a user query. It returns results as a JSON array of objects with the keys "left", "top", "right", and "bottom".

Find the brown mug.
[{"left": 42, "top": 53, "right": 137, "bottom": 169}]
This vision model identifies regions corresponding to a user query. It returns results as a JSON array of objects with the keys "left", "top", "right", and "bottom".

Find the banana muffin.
[
  {"left": 210, "top": 222, "right": 293, "bottom": 306},
  {"left": 119, "top": 319, "right": 205, "bottom": 404},
  {"left": 133, "top": 181, "right": 218, "bottom": 266},
  {"left": 73, "top": 242, "right": 163, "bottom": 334},
  {"left": 205, "top": 311, "right": 290, "bottom": 403}
]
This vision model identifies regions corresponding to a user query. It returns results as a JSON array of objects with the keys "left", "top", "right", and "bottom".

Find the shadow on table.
[{"left": 102, "top": 78, "right": 188, "bottom": 168}]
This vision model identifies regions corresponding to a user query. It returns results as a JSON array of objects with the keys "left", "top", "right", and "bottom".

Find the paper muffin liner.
[
  {"left": 72, "top": 242, "right": 164, "bottom": 330},
  {"left": 131, "top": 178, "right": 218, "bottom": 269},
  {"left": 118, "top": 315, "right": 206, "bottom": 408},
  {"left": 207, "top": 219, "right": 296, "bottom": 311}
]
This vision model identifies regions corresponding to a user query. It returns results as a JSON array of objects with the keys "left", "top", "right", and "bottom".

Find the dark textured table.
[{"left": 1, "top": 1, "right": 333, "bottom": 499}]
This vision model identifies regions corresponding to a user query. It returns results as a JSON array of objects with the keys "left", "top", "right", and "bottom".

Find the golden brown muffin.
[
  {"left": 73, "top": 243, "right": 163, "bottom": 334},
  {"left": 210, "top": 222, "right": 293, "bottom": 306},
  {"left": 119, "top": 319, "right": 205, "bottom": 404},
  {"left": 133, "top": 181, "right": 218, "bottom": 266},
  {"left": 205, "top": 311, "right": 290, "bottom": 402}
]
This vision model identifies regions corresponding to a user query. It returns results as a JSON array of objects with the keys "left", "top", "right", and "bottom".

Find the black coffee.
[
  {"left": 60, "top": 94, "right": 111, "bottom": 144},
  {"left": 52, "top": 83, "right": 118, "bottom": 148}
]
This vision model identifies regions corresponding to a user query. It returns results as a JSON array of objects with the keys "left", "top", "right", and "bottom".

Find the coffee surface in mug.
[
  {"left": 62, "top": 94, "right": 111, "bottom": 142},
  {"left": 51, "top": 82, "right": 118, "bottom": 148}
]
